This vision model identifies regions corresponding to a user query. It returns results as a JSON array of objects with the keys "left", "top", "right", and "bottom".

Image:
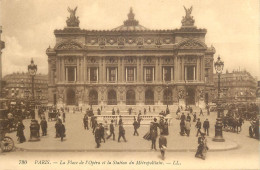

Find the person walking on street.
[
  {"left": 133, "top": 118, "right": 139, "bottom": 136},
  {"left": 180, "top": 120, "right": 185, "bottom": 136},
  {"left": 193, "top": 112, "right": 197, "bottom": 122},
  {"left": 159, "top": 132, "right": 167, "bottom": 160},
  {"left": 203, "top": 119, "right": 210, "bottom": 136},
  {"left": 185, "top": 119, "right": 191, "bottom": 137},
  {"left": 83, "top": 114, "right": 89, "bottom": 130},
  {"left": 199, "top": 108, "right": 204, "bottom": 116},
  {"left": 150, "top": 118, "right": 159, "bottom": 150},
  {"left": 195, "top": 133, "right": 208, "bottom": 160},
  {"left": 196, "top": 118, "right": 202, "bottom": 137},
  {"left": 118, "top": 122, "right": 127, "bottom": 142},
  {"left": 40, "top": 117, "right": 47, "bottom": 136},
  {"left": 107, "top": 120, "right": 115, "bottom": 140},
  {"left": 16, "top": 120, "right": 26, "bottom": 143},
  {"left": 117, "top": 108, "right": 120, "bottom": 115},
  {"left": 95, "top": 124, "right": 101, "bottom": 148},
  {"left": 181, "top": 113, "right": 186, "bottom": 121},
  {"left": 187, "top": 113, "right": 191, "bottom": 122},
  {"left": 59, "top": 122, "right": 66, "bottom": 142},
  {"left": 99, "top": 123, "right": 105, "bottom": 143}
]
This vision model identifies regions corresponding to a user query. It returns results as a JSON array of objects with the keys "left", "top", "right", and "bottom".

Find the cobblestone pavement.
[{"left": 6, "top": 108, "right": 249, "bottom": 152}]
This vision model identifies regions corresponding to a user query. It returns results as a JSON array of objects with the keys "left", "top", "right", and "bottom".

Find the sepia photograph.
[{"left": 0, "top": 0, "right": 259, "bottom": 169}]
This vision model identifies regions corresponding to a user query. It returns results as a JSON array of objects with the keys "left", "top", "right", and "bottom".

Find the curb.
[{"left": 14, "top": 144, "right": 239, "bottom": 153}]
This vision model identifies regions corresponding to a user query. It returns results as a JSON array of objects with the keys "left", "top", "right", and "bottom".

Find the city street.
[{"left": 1, "top": 108, "right": 259, "bottom": 169}]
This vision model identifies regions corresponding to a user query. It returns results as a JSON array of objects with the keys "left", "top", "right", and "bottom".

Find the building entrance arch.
[
  {"left": 89, "top": 90, "right": 98, "bottom": 105},
  {"left": 126, "top": 90, "right": 136, "bottom": 105},
  {"left": 145, "top": 89, "right": 154, "bottom": 105},
  {"left": 163, "top": 89, "right": 173, "bottom": 105},
  {"left": 66, "top": 88, "right": 76, "bottom": 105},
  {"left": 108, "top": 89, "right": 117, "bottom": 105}
]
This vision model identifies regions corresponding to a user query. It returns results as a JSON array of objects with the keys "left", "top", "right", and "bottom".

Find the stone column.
[
  {"left": 56, "top": 57, "right": 60, "bottom": 82},
  {"left": 174, "top": 56, "right": 178, "bottom": 82},
  {"left": 181, "top": 57, "right": 184, "bottom": 81},
  {"left": 83, "top": 56, "right": 86, "bottom": 82},
  {"left": 137, "top": 56, "right": 141, "bottom": 82},
  {"left": 201, "top": 56, "right": 205, "bottom": 82},
  {"left": 121, "top": 56, "right": 125, "bottom": 82},
  {"left": 76, "top": 57, "right": 79, "bottom": 82},
  {"left": 118, "top": 57, "right": 122, "bottom": 82},
  {"left": 61, "top": 57, "right": 65, "bottom": 82},
  {"left": 140, "top": 57, "right": 143, "bottom": 82},
  {"left": 196, "top": 56, "right": 199, "bottom": 81}
]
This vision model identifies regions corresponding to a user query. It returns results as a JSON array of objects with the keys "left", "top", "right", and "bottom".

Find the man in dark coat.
[
  {"left": 55, "top": 120, "right": 61, "bottom": 138},
  {"left": 40, "top": 117, "right": 48, "bottom": 136},
  {"left": 203, "top": 119, "right": 210, "bottom": 136},
  {"left": 159, "top": 132, "right": 167, "bottom": 160},
  {"left": 59, "top": 122, "right": 66, "bottom": 142},
  {"left": 118, "top": 122, "right": 127, "bottom": 142},
  {"left": 180, "top": 120, "right": 185, "bottom": 136},
  {"left": 181, "top": 113, "right": 186, "bottom": 121},
  {"left": 95, "top": 125, "right": 101, "bottom": 148},
  {"left": 150, "top": 118, "right": 159, "bottom": 150},
  {"left": 118, "top": 115, "right": 123, "bottom": 126},
  {"left": 186, "top": 113, "right": 191, "bottom": 122},
  {"left": 133, "top": 118, "right": 139, "bottom": 136},
  {"left": 196, "top": 118, "right": 202, "bottom": 137},
  {"left": 193, "top": 112, "right": 197, "bottom": 122},
  {"left": 99, "top": 123, "right": 105, "bottom": 143},
  {"left": 199, "top": 108, "right": 204, "bottom": 116},
  {"left": 83, "top": 114, "right": 89, "bottom": 130},
  {"left": 107, "top": 120, "right": 115, "bottom": 140}
]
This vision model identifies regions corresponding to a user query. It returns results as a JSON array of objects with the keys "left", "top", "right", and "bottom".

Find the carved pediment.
[
  {"left": 177, "top": 39, "right": 207, "bottom": 50},
  {"left": 55, "top": 40, "right": 83, "bottom": 50},
  {"left": 125, "top": 56, "right": 136, "bottom": 64},
  {"left": 106, "top": 57, "right": 118, "bottom": 64}
]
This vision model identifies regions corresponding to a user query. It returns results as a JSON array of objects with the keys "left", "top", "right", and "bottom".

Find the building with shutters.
[
  {"left": 213, "top": 70, "right": 257, "bottom": 103},
  {"left": 46, "top": 7, "right": 216, "bottom": 108},
  {"left": 3, "top": 73, "right": 48, "bottom": 104}
]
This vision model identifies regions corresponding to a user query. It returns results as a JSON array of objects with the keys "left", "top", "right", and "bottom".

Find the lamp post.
[
  {"left": 28, "top": 59, "right": 37, "bottom": 111},
  {"left": 213, "top": 56, "right": 225, "bottom": 142}
]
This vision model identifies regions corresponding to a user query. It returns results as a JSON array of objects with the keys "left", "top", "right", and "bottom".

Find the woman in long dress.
[{"left": 17, "top": 120, "right": 26, "bottom": 143}]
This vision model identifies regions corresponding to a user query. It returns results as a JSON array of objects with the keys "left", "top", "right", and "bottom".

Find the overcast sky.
[{"left": 0, "top": 0, "right": 259, "bottom": 79}]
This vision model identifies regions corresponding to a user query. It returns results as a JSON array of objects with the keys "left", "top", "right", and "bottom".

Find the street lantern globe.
[
  {"left": 28, "top": 58, "right": 37, "bottom": 76},
  {"left": 214, "top": 55, "right": 224, "bottom": 74}
]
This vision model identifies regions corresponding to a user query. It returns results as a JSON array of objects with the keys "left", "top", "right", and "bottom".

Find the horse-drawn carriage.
[
  {"left": 0, "top": 99, "right": 15, "bottom": 152},
  {"left": 48, "top": 111, "right": 58, "bottom": 121},
  {"left": 223, "top": 116, "right": 244, "bottom": 133}
]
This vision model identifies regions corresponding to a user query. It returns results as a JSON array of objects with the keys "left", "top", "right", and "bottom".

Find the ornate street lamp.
[
  {"left": 28, "top": 59, "right": 37, "bottom": 109},
  {"left": 213, "top": 55, "right": 225, "bottom": 142}
]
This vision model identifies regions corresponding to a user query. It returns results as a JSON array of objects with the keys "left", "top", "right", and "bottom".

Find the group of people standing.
[{"left": 179, "top": 112, "right": 210, "bottom": 137}]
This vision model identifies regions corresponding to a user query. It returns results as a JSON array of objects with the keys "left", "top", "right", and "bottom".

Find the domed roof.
[{"left": 112, "top": 8, "right": 149, "bottom": 31}]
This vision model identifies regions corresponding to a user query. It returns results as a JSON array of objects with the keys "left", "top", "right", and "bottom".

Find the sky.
[{"left": 0, "top": 0, "right": 259, "bottom": 79}]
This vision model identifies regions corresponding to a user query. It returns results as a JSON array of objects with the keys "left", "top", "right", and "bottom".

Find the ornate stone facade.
[{"left": 47, "top": 7, "right": 215, "bottom": 108}]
